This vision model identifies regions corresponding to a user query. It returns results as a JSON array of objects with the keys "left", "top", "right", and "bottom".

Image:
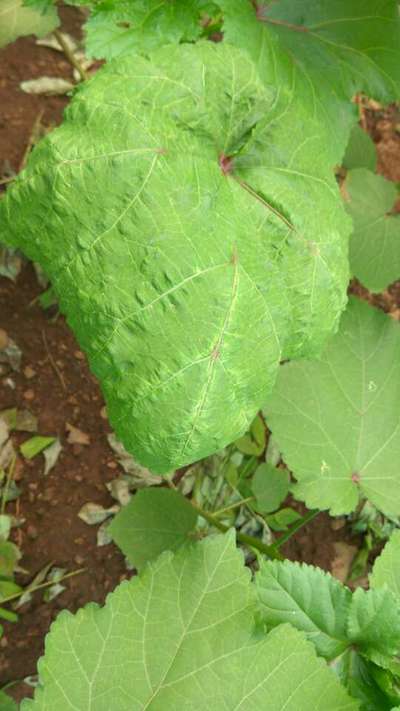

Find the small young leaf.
[
  {"left": 265, "top": 507, "right": 302, "bottom": 532},
  {"left": 370, "top": 530, "right": 400, "bottom": 596},
  {"left": 21, "top": 533, "right": 357, "bottom": 710},
  {"left": 345, "top": 169, "right": 400, "bottom": 292},
  {"left": 20, "top": 435, "right": 56, "bottom": 460},
  {"left": 343, "top": 125, "right": 377, "bottom": 172},
  {"left": 109, "top": 488, "right": 198, "bottom": 570},
  {"left": 264, "top": 298, "right": 400, "bottom": 516},
  {"left": 251, "top": 463, "right": 290, "bottom": 514},
  {"left": 256, "top": 559, "right": 352, "bottom": 660}
]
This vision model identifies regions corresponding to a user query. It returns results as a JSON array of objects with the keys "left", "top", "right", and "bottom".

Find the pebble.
[
  {"left": 23, "top": 389, "right": 35, "bottom": 401},
  {"left": 27, "top": 524, "right": 38, "bottom": 539},
  {"left": 74, "top": 350, "right": 85, "bottom": 360},
  {"left": 23, "top": 365, "right": 36, "bottom": 379}
]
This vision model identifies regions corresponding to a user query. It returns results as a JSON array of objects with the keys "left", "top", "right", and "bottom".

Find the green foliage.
[
  {"left": 264, "top": 298, "right": 400, "bottom": 516},
  {"left": 0, "top": 690, "right": 18, "bottom": 711},
  {"left": 345, "top": 168, "right": 400, "bottom": 292},
  {"left": 0, "top": 41, "right": 350, "bottom": 472},
  {"left": 343, "top": 125, "right": 377, "bottom": 173},
  {"left": 251, "top": 463, "right": 290, "bottom": 514},
  {"left": 84, "top": 0, "right": 219, "bottom": 60},
  {"left": 370, "top": 530, "right": 400, "bottom": 597},
  {"left": 109, "top": 487, "right": 198, "bottom": 570},
  {"left": 21, "top": 533, "right": 357, "bottom": 710},
  {"left": 0, "top": 0, "right": 58, "bottom": 47}
]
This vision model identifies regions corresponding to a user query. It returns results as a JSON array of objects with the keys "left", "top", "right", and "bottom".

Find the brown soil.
[{"left": 0, "top": 6, "right": 400, "bottom": 704}]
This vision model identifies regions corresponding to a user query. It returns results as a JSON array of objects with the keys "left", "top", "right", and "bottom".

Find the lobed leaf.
[
  {"left": 0, "top": 42, "right": 350, "bottom": 472},
  {"left": 264, "top": 298, "right": 400, "bottom": 516},
  {"left": 22, "top": 532, "right": 358, "bottom": 710}
]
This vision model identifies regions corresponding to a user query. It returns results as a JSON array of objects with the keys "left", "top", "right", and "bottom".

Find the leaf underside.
[
  {"left": 0, "top": 42, "right": 349, "bottom": 471},
  {"left": 264, "top": 298, "right": 400, "bottom": 516}
]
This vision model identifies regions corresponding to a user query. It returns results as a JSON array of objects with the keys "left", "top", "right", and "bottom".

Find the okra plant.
[{"left": 1, "top": 1, "right": 400, "bottom": 708}]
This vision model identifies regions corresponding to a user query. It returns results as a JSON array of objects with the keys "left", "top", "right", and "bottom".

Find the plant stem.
[
  {"left": 54, "top": 29, "right": 88, "bottom": 82},
  {"left": 213, "top": 497, "right": 255, "bottom": 518},
  {"left": 1, "top": 454, "right": 16, "bottom": 515},
  {"left": 239, "top": 455, "right": 258, "bottom": 479},
  {"left": 268, "top": 509, "right": 320, "bottom": 554},
  {"left": 0, "top": 568, "right": 85, "bottom": 605},
  {"left": 192, "top": 502, "right": 283, "bottom": 560}
]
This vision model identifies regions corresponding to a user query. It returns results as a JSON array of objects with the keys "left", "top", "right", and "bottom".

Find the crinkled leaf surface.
[
  {"left": 0, "top": 43, "right": 349, "bottom": 472},
  {"left": 0, "top": 0, "right": 58, "bottom": 48},
  {"left": 342, "top": 126, "right": 377, "bottom": 173},
  {"left": 264, "top": 298, "right": 400, "bottom": 516},
  {"left": 345, "top": 169, "right": 400, "bottom": 292},
  {"left": 22, "top": 533, "right": 358, "bottom": 710},
  {"left": 84, "top": 0, "right": 218, "bottom": 59},
  {"left": 256, "top": 559, "right": 352, "bottom": 659},
  {"left": 370, "top": 530, "right": 400, "bottom": 597},
  {"left": 109, "top": 488, "right": 198, "bottom": 570}
]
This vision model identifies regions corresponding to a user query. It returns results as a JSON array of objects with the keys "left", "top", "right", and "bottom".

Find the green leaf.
[
  {"left": 342, "top": 125, "right": 377, "bottom": 173},
  {"left": 265, "top": 507, "right": 302, "bottom": 531},
  {"left": 20, "top": 435, "right": 56, "bottom": 460},
  {"left": 264, "top": 298, "right": 400, "bottom": 516},
  {"left": 84, "top": 0, "right": 219, "bottom": 60},
  {"left": 0, "top": 42, "right": 350, "bottom": 472},
  {"left": 109, "top": 488, "right": 198, "bottom": 570},
  {"left": 256, "top": 559, "right": 352, "bottom": 659},
  {"left": 332, "top": 651, "right": 395, "bottom": 711},
  {"left": 345, "top": 169, "right": 400, "bottom": 292},
  {"left": 0, "top": 0, "right": 58, "bottom": 48},
  {"left": 220, "top": 0, "right": 400, "bottom": 162},
  {"left": 348, "top": 587, "right": 400, "bottom": 666},
  {"left": 0, "top": 606, "right": 18, "bottom": 623},
  {"left": 251, "top": 463, "right": 290, "bottom": 513},
  {"left": 370, "top": 530, "right": 400, "bottom": 597},
  {"left": 0, "top": 690, "right": 18, "bottom": 711},
  {"left": 0, "top": 541, "right": 20, "bottom": 578},
  {"left": 22, "top": 532, "right": 357, "bottom": 710},
  {"left": 235, "top": 414, "right": 266, "bottom": 456}
]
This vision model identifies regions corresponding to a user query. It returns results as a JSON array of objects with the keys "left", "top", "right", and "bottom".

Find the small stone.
[
  {"left": 74, "top": 554, "right": 85, "bottom": 565},
  {"left": 0, "top": 636, "right": 8, "bottom": 648},
  {"left": 27, "top": 524, "right": 38, "bottom": 539},
  {"left": 0, "top": 329, "right": 9, "bottom": 350},
  {"left": 23, "top": 365, "right": 36, "bottom": 379},
  {"left": 75, "top": 474, "right": 83, "bottom": 482},
  {"left": 100, "top": 406, "right": 107, "bottom": 420},
  {"left": 23, "top": 389, "right": 35, "bottom": 401},
  {"left": 74, "top": 350, "right": 85, "bottom": 360},
  {"left": 107, "top": 461, "right": 117, "bottom": 469}
]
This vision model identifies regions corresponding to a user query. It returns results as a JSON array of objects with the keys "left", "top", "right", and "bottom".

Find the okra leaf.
[
  {"left": 264, "top": 298, "right": 400, "bottom": 516},
  {"left": 342, "top": 126, "right": 377, "bottom": 173},
  {"left": 256, "top": 559, "right": 352, "bottom": 660},
  {"left": 345, "top": 169, "right": 400, "bottom": 292},
  {"left": 1, "top": 42, "right": 350, "bottom": 472},
  {"left": 84, "top": 0, "right": 219, "bottom": 60},
  {"left": 0, "top": 0, "right": 58, "bottom": 48},
  {"left": 370, "top": 530, "right": 400, "bottom": 598},
  {"left": 22, "top": 533, "right": 358, "bottom": 710},
  {"left": 109, "top": 488, "right": 198, "bottom": 570}
]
